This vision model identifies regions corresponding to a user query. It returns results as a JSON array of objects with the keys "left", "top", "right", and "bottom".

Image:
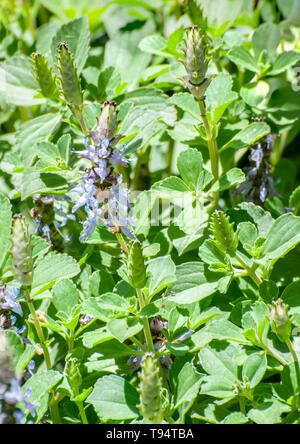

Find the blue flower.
[
  {"left": 0, "top": 287, "right": 23, "bottom": 317},
  {"left": 4, "top": 378, "right": 36, "bottom": 418}
]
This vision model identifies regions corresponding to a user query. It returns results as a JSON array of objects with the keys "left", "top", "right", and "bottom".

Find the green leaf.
[
  {"left": 52, "top": 279, "right": 79, "bottom": 316},
  {"left": 0, "top": 194, "right": 11, "bottom": 270},
  {"left": 87, "top": 375, "right": 139, "bottom": 421},
  {"left": 177, "top": 149, "right": 205, "bottom": 191},
  {"left": 153, "top": 177, "right": 189, "bottom": 197},
  {"left": 174, "top": 362, "right": 202, "bottom": 409},
  {"left": 145, "top": 256, "right": 176, "bottom": 300},
  {"left": 290, "top": 186, "right": 300, "bottom": 216},
  {"left": 228, "top": 46, "right": 260, "bottom": 73},
  {"left": 200, "top": 375, "right": 235, "bottom": 399},
  {"left": 21, "top": 168, "right": 70, "bottom": 200},
  {"left": 242, "top": 352, "right": 267, "bottom": 389},
  {"left": 31, "top": 252, "right": 80, "bottom": 295},
  {"left": 203, "top": 319, "right": 250, "bottom": 344},
  {"left": 167, "top": 262, "right": 218, "bottom": 305},
  {"left": 16, "top": 113, "right": 61, "bottom": 155},
  {"left": 261, "top": 213, "right": 300, "bottom": 263},
  {"left": 269, "top": 51, "right": 300, "bottom": 75},
  {"left": 252, "top": 23, "right": 281, "bottom": 60},
  {"left": 247, "top": 385, "right": 290, "bottom": 424},
  {"left": 206, "top": 73, "right": 238, "bottom": 124},
  {"left": 51, "top": 16, "right": 90, "bottom": 74},
  {"left": 22, "top": 370, "right": 63, "bottom": 405},
  {"left": 259, "top": 280, "right": 279, "bottom": 304},
  {"left": 238, "top": 222, "right": 258, "bottom": 253},
  {"left": 15, "top": 345, "right": 36, "bottom": 375},
  {"left": 240, "top": 81, "right": 270, "bottom": 108},
  {"left": 57, "top": 134, "right": 71, "bottom": 164},
  {"left": 199, "top": 239, "right": 228, "bottom": 266},
  {"left": 210, "top": 168, "right": 245, "bottom": 192},
  {"left": 107, "top": 317, "right": 143, "bottom": 343},
  {"left": 171, "top": 93, "right": 201, "bottom": 121},
  {"left": 104, "top": 24, "right": 152, "bottom": 89},
  {"left": 0, "top": 56, "right": 46, "bottom": 106},
  {"left": 89, "top": 270, "right": 115, "bottom": 296},
  {"left": 199, "top": 342, "right": 239, "bottom": 381},
  {"left": 138, "top": 34, "right": 169, "bottom": 57},
  {"left": 5, "top": 330, "right": 24, "bottom": 365},
  {"left": 220, "top": 122, "right": 270, "bottom": 152}
]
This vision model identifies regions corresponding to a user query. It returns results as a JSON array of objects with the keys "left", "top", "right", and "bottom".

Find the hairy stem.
[
  {"left": 198, "top": 98, "right": 219, "bottom": 204},
  {"left": 137, "top": 289, "right": 155, "bottom": 353},
  {"left": 235, "top": 253, "right": 263, "bottom": 287},
  {"left": 24, "top": 287, "right": 52, "bottom": 370}
]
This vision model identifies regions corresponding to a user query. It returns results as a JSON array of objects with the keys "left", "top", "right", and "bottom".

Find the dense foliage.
[{"left": 1, "top": 0, "right": 300, "bottom": 425}]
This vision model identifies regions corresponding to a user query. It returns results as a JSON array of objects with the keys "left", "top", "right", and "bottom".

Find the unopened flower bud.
[
  {"left": 181, "top": 26, "right": 214, "bottom": 99},
  {"left": 138, "top": 353, "right": 163, "bottom": 424},
  {"left": 32, "top": 52, "right": 60, "bottom": 101},
  {"left": 10, "top": 216, "right": 33, "bottom": 287},
  {"left": 57, "top": 42, "right": 83, "bottom": 109},
  {"left": 92, "top": 101, "right": 124, "bottom": 148},
  {"left": 66, "top": 358, "right": 82, "bottom": 392},
  {"left": 270, "top": 299, "right": 292, "bottom": 343},
  {"left": 210, "top": 211, "right": 239, "bottom": 257}
]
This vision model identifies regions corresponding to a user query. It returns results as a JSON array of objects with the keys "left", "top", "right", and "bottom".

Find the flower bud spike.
[
  {"left": 128, "top": 241, "right": 147, "bottom": 289},
  {"left": 57, "top": 42, "right": 83, "bottom": 109},
  {"left": 31, "top": 52, "right": 60, "bottom": 101},
  {"left": 270, "top": 299, "right": 293, "bottom": 343},
  {"left": 96, "top": 101, "right": 124, "bottom": 147},
  {"left": 138, "top": 353, "right": 163, "bottom": 424},
  {"left": 180, "top": 25, "right": 212, "bottom": 99},
  {"left": 10, "top": 216, "right": 33, "bottom": 287},
  {"left": 210, "top": 211, "right": 239, "bottom": 257}
]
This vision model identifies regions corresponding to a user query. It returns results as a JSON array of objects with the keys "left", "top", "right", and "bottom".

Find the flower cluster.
[
  {"left": 181, "top": 26, "right": 215, "bottom": 100},
  {"left": 0, "top": 286, "right": 22, "bottom": 318},
  {"left": 0, "top": 333, "right": 36, "bottom": 424},
  {"left": 70, "top": 101, "right": 135, "bottom": 241},
  {"left": 234, "top": 134, "right": 277, "bottom": 205}
]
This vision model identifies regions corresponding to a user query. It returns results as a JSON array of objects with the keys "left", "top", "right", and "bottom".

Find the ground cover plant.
[{"left": 1, "top": 0, "right": 300, "bottom": 425}]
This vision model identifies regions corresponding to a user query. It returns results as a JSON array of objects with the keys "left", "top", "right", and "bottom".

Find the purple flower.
[
  {"left": 79, "top": 314, "right": 94, "bottom": 326},
  {"left": 4, "top": 378, "right": 36, "bottom": 418},
  {"left": 174, "top": 329, "right": 195, "bottom": 342},
  {"left": 110, "top": 146, "right": 129, "bottom": 167},
  {"left": 0, "top": 287, "right": 23, "bottom": 317}
]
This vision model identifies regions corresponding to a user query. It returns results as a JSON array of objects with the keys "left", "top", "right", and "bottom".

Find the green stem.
[
  {"left": 137, "top": 289, "right": 155, "bottom": 354},
  {"left": 131, "top": 336, "right": 147, "bottom": 352},
  {"left": 24, "top": 287, "right": 61, "bottom": 424},
  {"left": 287, "top": 340, "right": 300, "bottom": 406},
  {"left": 24, "top": 287, "right": 52, "bottom": 370},
  {"left": 167, "top": 138, "right": 175, "bottom": 175},
  {"left": 239, "top": 396, "right": 246, "bottom": 415},
  {"left": 115, "top": 232, "right": 128, "bottom": 253},
  {"left": 264, "top": 345, "right": 289, "bottom": 367},
  {"left": 76, "top": 401, "right": 89, "bottom": 425},
  {"left": 198, "top": 98, "right": 219, "bottom": 204},
  {"left": 69, "top": 330, "right": 75, "bottom": 352},
  {"left": 235, "top": 253, "right": 263, "bottom": 287},
  {"left": 49, "top": 396, "right": 61, "bottom": 425},
  {"left": 79, "top": 113, "right": 88, "bottom": 136},
  {"left": 287, "top": 340, "right": 299, "bottom": 363}
]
